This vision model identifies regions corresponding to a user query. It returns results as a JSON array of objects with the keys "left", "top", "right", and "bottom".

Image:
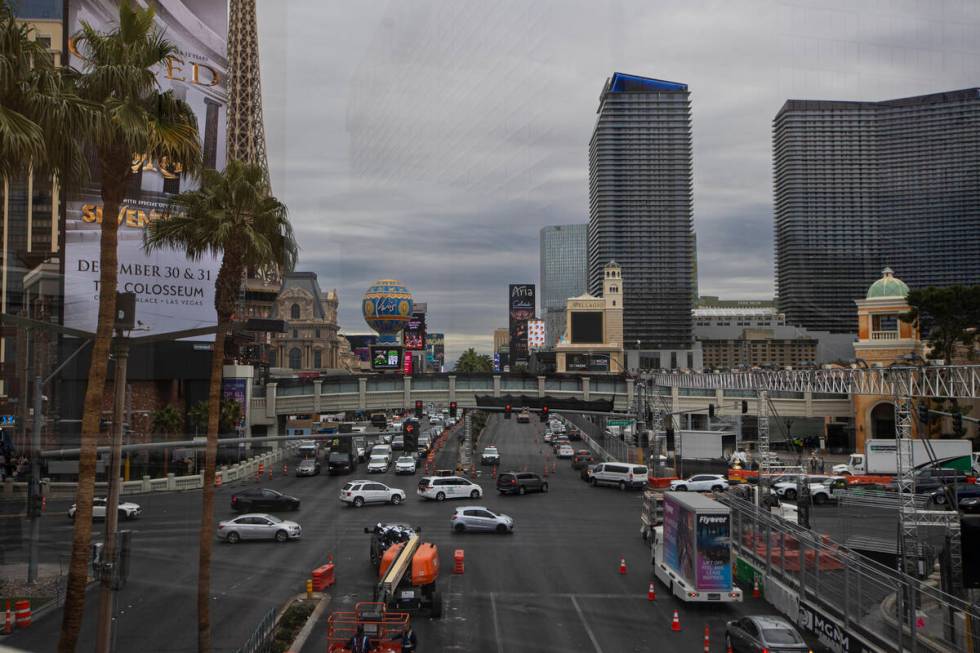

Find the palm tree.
[
  {"left": 59, "top": 4, "right": 202, "bottom": 651},
  {"left": 145, "top": 159, "right": 296, "bottom": 652},
  {"left": 0, "top": 3, "right": 90, "bottom": 180},
  {"left": 455, "top": 348, "right": 494, "bottom": 373},
  {"left": 150, "top": 404, "right": 183, "bottom": 437}
]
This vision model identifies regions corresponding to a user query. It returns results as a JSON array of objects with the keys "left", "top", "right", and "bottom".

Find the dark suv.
[
  {"left": 497, "top": 471, "right": 548, "bottom": 496},
  {"left": 327, "top": 451, "right": 356, "bottom": 475}
]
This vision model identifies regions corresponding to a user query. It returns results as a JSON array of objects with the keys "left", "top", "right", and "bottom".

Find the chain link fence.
[{"left": 721, "top": 492, "right": 980, "bottom": 653}]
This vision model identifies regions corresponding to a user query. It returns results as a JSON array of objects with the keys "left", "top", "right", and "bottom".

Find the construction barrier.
[
  {"left": 14, "top": 600, "right": 30, "bottom": 629},
  {"left": 453, "top": 549, "right": 465, "bottom": 574},
  {"left": 312, "top": 561, "right": 336, "bottom": 591}
]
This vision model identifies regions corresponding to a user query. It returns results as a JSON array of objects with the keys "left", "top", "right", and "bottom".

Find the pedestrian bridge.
[{"left": 247, "top": 373, "right": 853, "bottom": 432}]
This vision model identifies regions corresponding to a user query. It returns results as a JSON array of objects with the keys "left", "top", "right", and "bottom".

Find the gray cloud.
[{"left": 257, "top": 0, "right": 980, "bottom": 362}]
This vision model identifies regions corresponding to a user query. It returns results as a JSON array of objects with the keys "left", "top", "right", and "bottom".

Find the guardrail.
[
  {"left": 0, "top": 443, "right": 299, "bottom": 499},
  {"left": 721, "top": 492, "right": 979, "bottom": 653}
]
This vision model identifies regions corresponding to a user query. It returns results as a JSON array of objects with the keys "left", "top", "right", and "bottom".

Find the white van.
[{"left": 590, "top": 463, "right": 647, "bottom": 490}]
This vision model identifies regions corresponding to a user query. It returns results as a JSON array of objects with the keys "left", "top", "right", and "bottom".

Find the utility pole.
[
  {"left": 757, "top": 390, "right": 770, "bottom": 507},
  {"left": 28, "top": 375, "right": 42, "bottom": 583},
  {"left": 95, "top": 330, "right": 129, "bottom": 653}
]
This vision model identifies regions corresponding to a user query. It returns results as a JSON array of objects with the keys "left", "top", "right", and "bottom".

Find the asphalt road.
[{"left": 5, "top": 417, "right": 824, "bottom": 652}]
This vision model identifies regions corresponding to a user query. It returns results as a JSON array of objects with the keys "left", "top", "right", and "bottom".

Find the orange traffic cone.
[
  {"left": 3, "top": 600, "right": 11, "bottom": 634},
  {"left": 215, "top": 473, "right": 222, "bottom": 488},
  {"left": 727, "top": 640, "right": 734, "bottom": 653},
  {"left": 752, "top": 575, "right": 761, "bottom": 598},
  {"left": 283, "top": 463, "right": 288, "bottom": 475},
  {"left": 703, "top": 624, "right": 710, "bottom": 652},
  {"left": 647, "top": 582, "right": 656, "bottom": 601},
  {"left": 670, "top": 609, "right": 681, "bottom": 632},
  {"left": 618, "top": 557, "right": 627, "bottom": 575},
  {"left": 543, "top": 464, "right": 549, "bottom": 478}
]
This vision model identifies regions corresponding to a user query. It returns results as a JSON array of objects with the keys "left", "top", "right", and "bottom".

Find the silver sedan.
[{"left": 217, "top": 513, "right": 302, "bottom": 543}]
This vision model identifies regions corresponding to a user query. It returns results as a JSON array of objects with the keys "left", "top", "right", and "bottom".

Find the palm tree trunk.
[
  {"left": 197, "top": 252, "right": 242, "bottom": 653},
  {"left": 196, "top": 316, "right": 226, "bottom": 653},
  {"left": 58, "top": 159, "right": 127, "bottom": 652}
]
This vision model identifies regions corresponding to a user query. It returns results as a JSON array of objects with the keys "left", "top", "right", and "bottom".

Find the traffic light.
[
  {"left": 415, "top": 400, "right": 423, "bottom": 419},
  {"left": 741, "top": 400, "right": 749, "bottom": 414},
  {"left": 917, "top": 402, "right": 931, "bottom": 424},
  {"left": 403, "top": 420, "right": 418, "bottom": 452},
  {"left": 954, "top": 412, "right": 965, "bottom": 437},
  {"left": 504, "top": 404, "right": 512, "bottom": 420},
  {"left": 540, "top": 405, "right": 549, "bottom": 423},
  {"left": 449, "top": 401, "right": 457, "bottom": 418},
  {"left": 708, "top": 404, "right": 715, "bottom": 418}
]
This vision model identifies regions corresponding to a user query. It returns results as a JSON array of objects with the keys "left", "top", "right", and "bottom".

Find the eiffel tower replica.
[
  {"left": 226, "top": 0, "right": 279, "bottom": 369},
  {"left": 226, "top": 0, "right": 268, "bottom": 175}
]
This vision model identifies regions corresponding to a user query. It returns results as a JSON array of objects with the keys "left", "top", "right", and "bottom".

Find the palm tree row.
[{"left": 2, "top": 4, "right": 296, "bottom": 652}]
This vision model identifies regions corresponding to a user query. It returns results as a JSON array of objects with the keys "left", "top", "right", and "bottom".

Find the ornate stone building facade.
[{"left": 270, "top": 272, "right": 356, "bottom": 371}]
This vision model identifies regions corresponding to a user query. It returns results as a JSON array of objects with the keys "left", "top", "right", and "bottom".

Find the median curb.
[{"left": 287, "top": 592, "right": 331, "bottom": 653}]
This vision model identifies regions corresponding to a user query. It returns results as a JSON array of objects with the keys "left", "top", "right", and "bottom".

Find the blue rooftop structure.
[{"left": 609, "top": 72, "right": 687, "bottom": 93}]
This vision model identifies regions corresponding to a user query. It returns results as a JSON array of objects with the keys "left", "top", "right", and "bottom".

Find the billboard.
[
  {"left": 509, "top": 284, "right": 535, "bottom": 365},
  {"left": 370, "top": 345, "right": 403, "bottom": 370},
  {"left": 695, "top": 513, "right": 731, "bottom": 590},
  {"left": 566, "top": 353, "right": 611, "bottom": 372},
  {"left": 64, "top": 1, "right": 228, "bottom": 337},
  {"left": 221, "top": 378, "right": 247, "bottom": 433},
  {"left": 570, "top": 311, "right": 603, "bottom": 344},
  {"left": 426, "top": 332, "right": 445, "bottom": 371},
  {"left": 403, "top": 312, "right": 426, "bottom": 350},
  {"left": 662, "top": 495, "right": 696, "bottom": 585},
  {"left": 527, "top": 319, "right": 545, "bottom": 349}
]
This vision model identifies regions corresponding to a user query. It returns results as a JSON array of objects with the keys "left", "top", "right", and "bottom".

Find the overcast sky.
[{"left": 256, "top": 0, "right": 980, "bottom": 362}]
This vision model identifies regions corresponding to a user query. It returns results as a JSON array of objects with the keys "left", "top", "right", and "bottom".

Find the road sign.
[{"left": 607, "top": 419, "right": 633, "bottom": 427}]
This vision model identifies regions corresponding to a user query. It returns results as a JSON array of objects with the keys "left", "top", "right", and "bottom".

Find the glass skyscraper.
[
  {"left": 774, "top": 88, "right": 980, "bottom": 333},
  {"left": 539, "top": 224, "right": 587, "bottom": 347},
  {"left": 588, "top": 72, "right": 696, "bottom": 351}
]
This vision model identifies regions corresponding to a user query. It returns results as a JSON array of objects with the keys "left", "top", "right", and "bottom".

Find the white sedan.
[
  {"left": 669, "top": 474, "right": 729, "bottom": 492},
  {"left": 395, "top": 456, "right": 417, "bottom": 475},
  {"left": 217, "top": 513, "right": 302, "bottom": 543},
  {"left": 557, "top": 445, "right": 575, "bottom": 458},
  {"left": 68, "top": 497, "right": 142, "bottom": 521}
]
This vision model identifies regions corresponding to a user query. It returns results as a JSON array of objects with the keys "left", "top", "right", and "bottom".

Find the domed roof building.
[{"left": 866, "top": 267, "right": 909, "bottom": 300}]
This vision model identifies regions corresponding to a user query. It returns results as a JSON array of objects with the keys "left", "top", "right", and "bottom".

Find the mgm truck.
[
  {"left": 832, "top": 438, "right": 973, "bottom": 476},
  {"left": 652, "top": 492, "right": 742, "bottom": 603}
]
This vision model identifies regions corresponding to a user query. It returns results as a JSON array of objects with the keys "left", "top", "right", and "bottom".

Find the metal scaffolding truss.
[{"left": 648, "top": 365, "right": 980, "bottom": 399}]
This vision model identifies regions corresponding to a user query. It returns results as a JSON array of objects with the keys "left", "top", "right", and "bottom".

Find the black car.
[
  {"left": 892, "top": 468, "right": 970, "bottom": 494},
  {"left": 365, "top": 522, "right": 416, "bottom": 568},
  {"left": 327, "top": 451, "right": 357, "bottom": 475},
  {"left": 959, "top": 496, "right": 980, "bottom": 514},
  {"left": 496, "top": 471, "right": 548, "bottom": 495},
  {"left": 725, "top": 615, "right": 809, "bottom": 652},
  {"left": 930, "top": 483, "right": 980, "bottom": 506},
  {"left": 231, "top": 488, "right": 300, "bottom": 512}
]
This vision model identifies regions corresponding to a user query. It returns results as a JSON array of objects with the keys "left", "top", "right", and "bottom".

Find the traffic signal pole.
[{"left": 28, "top": 375, "right": 42, "bottom": 584}]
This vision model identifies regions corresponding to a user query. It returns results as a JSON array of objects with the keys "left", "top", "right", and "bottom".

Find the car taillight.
[
  {"left": 512, "top": 479, "right": 517, "bottom": 485},
  {"left": 218, "top": 524, "right": 224, "bottom": 530},
  {"left": 231, "top": 496, "right": 237, "bottom": 504}
]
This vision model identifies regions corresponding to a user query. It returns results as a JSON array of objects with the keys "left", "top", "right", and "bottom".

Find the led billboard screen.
[
  {"left": 509, "top": 284, "right": 535, "bottom": 364},
  {"left": 570, "top": 311, "right": 603, "bottom": 344}
]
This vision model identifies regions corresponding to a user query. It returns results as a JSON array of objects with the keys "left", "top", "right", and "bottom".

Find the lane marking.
[
  {"left": 489, "top": 591, "right": 504, "bottom": 653},
  {"left": 570, "top": 595, "right": 605, "bottom": 653}
]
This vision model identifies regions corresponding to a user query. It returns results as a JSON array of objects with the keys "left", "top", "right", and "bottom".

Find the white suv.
[
  {"left": 590, "top": 463, "right": 648, "bottom": 490},
  {"left": 340, "top": 480, "right": 406, "bottom": 507},
  {"left": 417, "top": 476, "right": 483, "bottom": 501},
  {"left": 68, "top": 497, "right": 142, "bottom": 521}
]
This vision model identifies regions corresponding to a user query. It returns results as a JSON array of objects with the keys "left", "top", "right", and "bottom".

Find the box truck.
[
  {"left": 652, "top": 492, "right": 742, "bottom": 602},
  {"left": 832, "top": 438, "right": 972, "bottom": 476}
]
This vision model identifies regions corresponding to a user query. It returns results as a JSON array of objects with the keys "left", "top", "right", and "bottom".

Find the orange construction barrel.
[{"left": 14, "top": 600, "right": 30, "bottom": 629}]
